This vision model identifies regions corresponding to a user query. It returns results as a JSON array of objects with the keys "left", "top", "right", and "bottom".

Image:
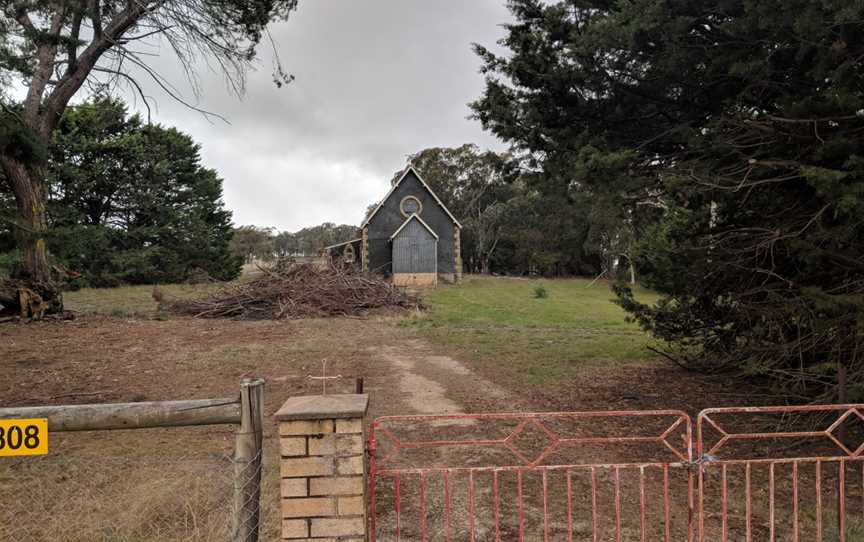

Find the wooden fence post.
[{"left": 233, "top": 378, "right": 265, "bottom": 542}]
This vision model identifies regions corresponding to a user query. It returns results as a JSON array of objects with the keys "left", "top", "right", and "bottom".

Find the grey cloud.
[{"left": 123, "top": 0, "right": 512, "bottom": 231}]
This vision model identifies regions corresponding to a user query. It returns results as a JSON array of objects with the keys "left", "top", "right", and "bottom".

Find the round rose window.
[{"left": 400, "top": 196, "right": 422, "bottom": 216}]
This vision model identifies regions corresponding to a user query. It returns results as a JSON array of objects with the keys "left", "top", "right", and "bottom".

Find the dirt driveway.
[
  {"left": 0, "top": 313, "right": 744, "bottom": 541},
  {"left": 0, "top": 315, "right": 531, "bottom": 420},
  {"left": 2, "top": 314, "right": 495, "bottom": 541},
  {"left": 0, "top": 313, "right": 728, "bottom": 419}
]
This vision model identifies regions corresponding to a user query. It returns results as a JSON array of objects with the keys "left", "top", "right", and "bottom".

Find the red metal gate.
[
  {"left": 368, "top": 410, "right": 694, "bottom": 541},
  {"left": 368, "top": 405, "right": 864, "bottom": 541},
  {"left": 697, "top": 404, "right": 864, "bottom": 542}
]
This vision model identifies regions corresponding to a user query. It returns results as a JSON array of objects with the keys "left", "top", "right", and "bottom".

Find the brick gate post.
[{"left": 275, "top": 394, "right": 369, "bottom": 541}]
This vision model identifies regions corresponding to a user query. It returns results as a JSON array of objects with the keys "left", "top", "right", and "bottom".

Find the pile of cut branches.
[{"left": 166, "top": 264, "right": 420, "bottom": 320}]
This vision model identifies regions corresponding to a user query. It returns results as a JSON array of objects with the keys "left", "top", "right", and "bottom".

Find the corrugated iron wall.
[
  {"left": 366, "top": 171, "right": 456, "bottom": 275},
  {"left": 392, "top": 219, "right": 437, "bottom": 274}
]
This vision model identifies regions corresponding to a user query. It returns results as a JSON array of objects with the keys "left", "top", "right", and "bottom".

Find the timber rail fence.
[{"left": 0, "top": 378, "right": 265, "bottom": 542}]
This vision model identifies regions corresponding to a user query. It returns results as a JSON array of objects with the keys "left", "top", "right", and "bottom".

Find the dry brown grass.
[
  {"left": 0, "top": 427, "right": 290, "bottom": 542},
  {"left": 0, "top": 311, "right": 408, "bottom": 542},
  {"left": 0, "top": 279, "right": 737, "bottom": 541},
  {"left": 1, "top": 429, "right": 226, "bottom": 541}
]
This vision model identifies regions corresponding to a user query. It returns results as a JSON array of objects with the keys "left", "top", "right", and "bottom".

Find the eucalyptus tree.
[
  {"left": 400, "top": 145, "right": 515, "bottom": 274},
  {"left": 0, "top": 0, "right": 297, "bottom": 306}
]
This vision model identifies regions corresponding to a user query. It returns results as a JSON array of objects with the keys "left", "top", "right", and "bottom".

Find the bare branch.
[
  {"left": 43, "top": 1, "right": 165, "bottom": 131},
  {"left": 91, "top": 66, "right": 153, "bottom": 122},
  {"left": 114, "top": 48, "right": 228, "bottom": 123}
]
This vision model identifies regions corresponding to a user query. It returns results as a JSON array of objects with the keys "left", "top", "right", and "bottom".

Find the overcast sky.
[{"left": 127, "top": 1, "right": 513, "bottom": 232}]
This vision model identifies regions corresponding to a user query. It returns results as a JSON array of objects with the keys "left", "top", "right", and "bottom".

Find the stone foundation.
[{"left": 392, "top": 272, "right": 438, "bottom": 286}]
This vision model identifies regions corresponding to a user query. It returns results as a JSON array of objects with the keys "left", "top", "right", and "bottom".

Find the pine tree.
[{"left": 474, "top": 0, "right": 864, "bottom": 401}]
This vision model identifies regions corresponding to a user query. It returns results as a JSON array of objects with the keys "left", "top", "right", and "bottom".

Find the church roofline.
[
  {"left": 389, "top": 213, "right": 439, "bottom": 241},
  {"left": 361, "top": 165, "right": 463, "bottom": 229}
]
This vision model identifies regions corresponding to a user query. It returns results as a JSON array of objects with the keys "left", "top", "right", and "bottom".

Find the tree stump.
[{"left": 0, "top": 280, "right": 63, "bottom": 320}]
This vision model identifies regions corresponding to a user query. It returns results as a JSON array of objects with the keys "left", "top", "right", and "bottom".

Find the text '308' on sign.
[{"left": 0, "top": 419, "right": 48, "bottom": 457}]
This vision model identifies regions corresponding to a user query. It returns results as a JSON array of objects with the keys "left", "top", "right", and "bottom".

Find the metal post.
[
  {"left": 233, "top": 378, "right": 264, "bottom": 542},
  {"left": 837, "top": 363, "right": 848, "bottom": 540}
]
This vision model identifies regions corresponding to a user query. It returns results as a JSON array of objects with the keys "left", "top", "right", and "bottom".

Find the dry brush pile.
[{"left": 166, "top": 264, "right": 420, "bottom": 320}]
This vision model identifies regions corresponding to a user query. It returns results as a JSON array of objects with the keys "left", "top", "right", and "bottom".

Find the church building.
[{"left": 322, "top": 166, "right": 462, "bottom": 286}]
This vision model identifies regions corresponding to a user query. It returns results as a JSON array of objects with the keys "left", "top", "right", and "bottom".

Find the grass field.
[
  {"left": 65, "top": 282, "right": 222, "bottom": 317},
  {"left": 64, "top": 264, "right": 267, "bottom": 316},
  {"left": 407, "top": 276, "right": 660, "bottom": 385},
  {"left": 2, "top": 274, "right": 729, "bottom": 541},
  {"left": 65, "top": 275, "right": 662, "bottom": 385}
]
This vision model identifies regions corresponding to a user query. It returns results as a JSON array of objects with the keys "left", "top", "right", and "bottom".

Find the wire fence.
[
  {"left": 0, "top": 428, "right": 238, "bottom": 542},
  {"left": 0, "top": 429, "right": 284, "bottom": 542},
  {"left": 233, "top": 448, "right": 265, "bottom": 542},
  {"left": 0, "top": 377, "right": 280, "bottom": 542}
]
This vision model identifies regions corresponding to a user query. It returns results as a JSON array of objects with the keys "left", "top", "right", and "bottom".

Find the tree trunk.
[
  {"left": 0, "top": 154, "right": 62, "bottom": 317},
  {"left": 629, "top": 259, "right": 636, "bottom": 285},
  {"left": 838, "top": 362, "right": 848, "bottom": 404},
  {"left": 482, "top": 237, "right": 499, "bottom": 276},
  {"left": 1, "top": 156, "right": 51, "bottom": 283}
]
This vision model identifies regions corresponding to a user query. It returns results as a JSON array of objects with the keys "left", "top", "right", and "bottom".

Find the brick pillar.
[
  {"left": 361, "top": 227, "right": 369, "bottom": 272},
  {"left": 276, "top": 394, "right": 369, "bottom": 541}
]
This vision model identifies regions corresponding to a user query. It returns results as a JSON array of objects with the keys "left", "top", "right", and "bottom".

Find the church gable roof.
[
  {"left": 361, "top": 165, "right": 462, "bottom": 229},
  {"left": 389, "top": 213, "right": 439, "bottom": 241}
]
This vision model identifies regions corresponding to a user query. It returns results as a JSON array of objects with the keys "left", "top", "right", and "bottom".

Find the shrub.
[{"left": 532, "top": 284, "right": 548, "bottom": 299}]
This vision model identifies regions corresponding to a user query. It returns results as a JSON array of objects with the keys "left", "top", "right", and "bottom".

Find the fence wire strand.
[
  {"left": 0, "top": 430, "right": 279, "bottom": 542},
  {"left": 232, "top": 448, "right": 263, "bottom": 542}
]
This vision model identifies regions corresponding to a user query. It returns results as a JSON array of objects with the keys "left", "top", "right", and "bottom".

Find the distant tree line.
[
  {"left": 0, "top": 99, "right": 240, "bottom": 287},
  {"left": 393, "top": 145, "right": 612, "bottom": 278},
  {"left": 232, "top": 144, "right": 630, "bottom": 279},
  {"left": 471, "top": 0, "right": 864, "bottom": 402},
  {"left": 229, "top": 223, "right": 359, "bottom": 264}
]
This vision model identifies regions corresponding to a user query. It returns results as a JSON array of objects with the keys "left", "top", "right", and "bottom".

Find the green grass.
[
  {"left": 63, "top": 266, "right": 266, "bottom": 316},
  {"left": 63, "top": 274, "right": 661, "bottom": 388},
  {"left": 65, "top": 282, "right": 223, "bottom": 317},
  {"left": 406, "top": 276, "right": 661, "bottom": 385}
]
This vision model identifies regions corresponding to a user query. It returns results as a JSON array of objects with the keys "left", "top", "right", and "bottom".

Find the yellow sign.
[{"left": 0, "top": 419, "right": 48, "bottom": 456}]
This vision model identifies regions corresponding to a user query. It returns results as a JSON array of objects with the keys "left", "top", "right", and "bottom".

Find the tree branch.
[
  {"left": 90, "top": 0, "right": 102, "bottom": 39},
  {"left": 90, "top": 66, "right": 153, "bottom": 122},
  {"left": 43, "top": 1, "right": 164, "bottom": 133},
  {"left": 23, "top": 9, "right": 68, "bottom": 121},
  {"left": 66, "top": 9, "right": 84, "bottom": 75}
]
